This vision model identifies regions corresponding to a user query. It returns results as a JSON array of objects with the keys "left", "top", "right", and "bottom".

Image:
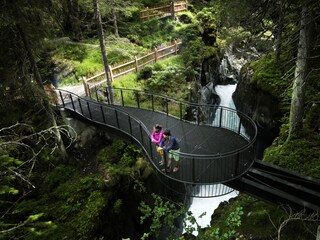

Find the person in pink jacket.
[
  {"left": 151, "top": 124, "right": 164, "bottom": 165},
  {"left": 151, "top": 124, "right": 163, "bottom": 144}
]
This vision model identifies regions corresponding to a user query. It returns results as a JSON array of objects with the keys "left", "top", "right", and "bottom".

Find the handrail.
[
  {"left": 90, "top": 87, "right": 258, "bottom": 157},
  {"left": 56, "top": 88, "right": 257, "bottom": 185}
]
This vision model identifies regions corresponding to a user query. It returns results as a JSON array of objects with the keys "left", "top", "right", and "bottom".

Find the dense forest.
[{"left": 1, "top": 0, "right": 320, "bottom": 239}]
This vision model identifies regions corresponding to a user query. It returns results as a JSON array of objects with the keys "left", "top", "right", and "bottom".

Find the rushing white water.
[
  {"left": 183, "top": 84, "right": 240, "bottom": 236},
  {"left": 213, "top": 84, "right": 249, "bottom": 140},
  {"left": 215, "top": 84, "right": 237, "bottom": 108},
  {"left": 183, "top": 187, "right": 238, "bottom": 236}
]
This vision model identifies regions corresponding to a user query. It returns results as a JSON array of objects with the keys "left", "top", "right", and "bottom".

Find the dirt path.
[{"left": 59, "top": 85, "right": 86, "bottom": 96}]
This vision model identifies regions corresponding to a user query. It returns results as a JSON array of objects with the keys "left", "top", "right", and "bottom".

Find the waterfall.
[
  {"left": 215, "top": 84, "right": 237, "bottom": 108},
  {"left": 183, "top": 84, "right": 239, "bottom": 236},
  {"left": 184, "top": 47, "right": 257, "bottom": 236}
]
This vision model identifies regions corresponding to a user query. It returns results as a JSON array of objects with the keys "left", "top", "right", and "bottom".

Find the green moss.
[
  {"left": 249, "top": 53, "right": 288, "bottom": 100},
  {"left": 42, "top": 165, "right": 76, "bottom": 192},
  {"left": 264, "top": 127, "right": 320, "bottom": 178},
  {"left": 211, "top": 195, "right": 284, "bottom": 239}
]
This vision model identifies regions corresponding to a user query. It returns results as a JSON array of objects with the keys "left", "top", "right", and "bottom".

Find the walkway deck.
[
  {"left": 55, "top": 89, "right": 320, "bottom": 211},
  {"left": 56, "top": 89, "right": 256, "bottom": 189}
]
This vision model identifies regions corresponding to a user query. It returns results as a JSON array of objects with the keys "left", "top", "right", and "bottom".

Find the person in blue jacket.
[{"left": 158, "top": 129, "right": 180, "bottom": 172}]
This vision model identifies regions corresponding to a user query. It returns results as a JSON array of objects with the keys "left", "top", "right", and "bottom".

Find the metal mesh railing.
[{"left": 55, "top": 89, "right": 257, "bottom": 196}]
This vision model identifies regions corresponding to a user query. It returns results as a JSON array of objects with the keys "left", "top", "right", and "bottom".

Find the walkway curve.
[{"left": 55, "top": 88, "right": 257, "bottom": 197}]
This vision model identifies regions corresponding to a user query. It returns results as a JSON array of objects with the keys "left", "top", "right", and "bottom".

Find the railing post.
[
  {"left": 78, "top": 98, "right": 84, "bottom": 115},
  {"left": 87, "top": 101, "right": 92, "bottom": 119},
  {"left": 151, "top": 95, "right": 154, "bottom": 111},
  {"left": 219, "top": 108, "right": 223, "bottom": 128},
  {"left": 70, "top": 94, "right": 75, "bottom": 111},
  {"left": 149, "top": 138, "right": 154, "bottom": 161},
  {"left": 95, "top": 86, "right": 99, "bottom": 101},
  {"left": 135, "top": 91, "right": 140, "bottom": 108},
  {"left": 197, "top": 106, "right": 200, "bottom": 125},
  {"left": 179, "top": 102, "right": 182, "bottom": 120},
  {"left": 192, "top": 157, "right": 196, "bottom": 182},
  {"left": 115, "top": 109, "right": 120, "bottom": 128},
  {"left": 100, "top": 105, "right": 106, "bottom": 124},
  {"left": 59, "top": 91, "right": 65, "bottom": 107},
  {"left": 105, "top": 88, "right": 110, "bottom": 105},
  {"left": 238, "top": 115, "right": 242, "bottom": 135},
  {"left": 88, "top": 87, "right": 92, "bottom": 99},
  {"left": 166, "top": 98, "right": 169, "bottom": 115},
  {"left": 163, "top": 152, "right": 168, "bottom": 174},
  {"left": 139, "top": 124, "right": 144, "bottom": 146},
  {"left": 128, "top": 115, "right": 133, "bottom": 136},
  {"left": 121, "top": 89, "right": 124, "bottom": 106}
]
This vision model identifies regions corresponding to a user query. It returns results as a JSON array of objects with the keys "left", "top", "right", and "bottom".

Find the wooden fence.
[
  {"left": 83, "top": 40, "right": 182, "bottom": 95},
  {"left": 139, "top": 1, "right": 187, "bottom": 20}
]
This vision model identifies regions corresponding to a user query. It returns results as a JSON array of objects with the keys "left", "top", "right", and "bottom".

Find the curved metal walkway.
[
  {"left": 55, "top": 88, "right": 320, "bottom": 212},
  {"left": 55, "top": 88, "right": 256, "bottom": 195}
]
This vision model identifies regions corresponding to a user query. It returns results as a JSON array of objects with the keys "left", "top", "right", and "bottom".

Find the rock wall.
[{"left": 233, "top": 65, "right": 281, "bottom": 158}]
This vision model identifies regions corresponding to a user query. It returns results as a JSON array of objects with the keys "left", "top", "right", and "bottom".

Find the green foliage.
[
  {"left": 96, "top": 140, "right": 150, "bottom": 188},
  {"left": 264, "top": 126, "right": 320, "bottom": 179},
  {"left": 139, "top": 193, "right": 185, "bottom": 238},
  {"left": 184, "top": 206, "right": 244, "bottom": 240},
  {"left": 96, "top": 139, "right": 128, "bottom": 164},
  {"left": 195, "top": 7, "right": 218, "bottom": 34},
  {"left": 42, "top": 165, "right": 76, "bottom": 192},
  {"left": 209, "top": 195, "right": 285, "bottom": 239},
  {"left": 113, "top": 198, "right": 123, "bottom": 214},
  {"left": 305, "top": 102, "right": 320, "bottom": 131},
  {"left": 0, "top": 152, "right": 22, "bottom": 195},
  {"left": 14, "top": 173, "right": 108, "bottom": 240},
  {"left": 249, "top": 53, "right": 289, "bottom": 100},
  {"left": 217, "top": 26, "right": 252, "bottom": 50},
  {"left": 138, "top": 56, "right": 189, "bottom": 99},
  {"left": 113, "top": 73, "right": 141, "bottom": 89},
  {"left": 126, "top": 18, "right": 177, "bottom": 49},
  {"left": 177, "top": 20, "right": 219, "bottom": 79},
  {"left": 53, "top": 38, "right": 148, "bottom": 85}
]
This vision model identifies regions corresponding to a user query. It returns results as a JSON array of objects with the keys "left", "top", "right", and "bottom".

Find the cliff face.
[
  {"left": 233, "top": 64, "right": 281, "bottom": 157},
  {"left": 199, "top": 47, "right": 282, "bottom": 158}
]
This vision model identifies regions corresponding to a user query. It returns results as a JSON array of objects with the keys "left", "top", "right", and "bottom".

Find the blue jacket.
[{"left": 159, "top": 135, "right": 180, "bottom": 152}]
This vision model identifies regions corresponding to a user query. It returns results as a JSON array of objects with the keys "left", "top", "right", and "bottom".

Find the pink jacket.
[{"left": 151, "top": 130, "right": 163, "bottom": 144}]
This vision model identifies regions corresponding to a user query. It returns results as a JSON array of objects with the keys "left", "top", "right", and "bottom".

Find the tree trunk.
[
  {"left": 112, "top": 8, "right": 119, "bottom": 37},
  {"left": 93, "top": 0, "right": 114, "bottom": 104},
  {"left": 66, "top": 0, "right": 83, "bottom": 41},
  {"left": 171, "top": 0, "right": 175, "bottom": 20},
  {"left": 287, "top": 6, "right": 309, "bottom": 141},
  {"left": 17, "top": 24, "right": 68, "bottom": 159},
  {"left": 275, "top": 0, "right": 284, "bottom": 61},
  {"left": 71, "top": 0, "right": 83, "bottom": 41}
]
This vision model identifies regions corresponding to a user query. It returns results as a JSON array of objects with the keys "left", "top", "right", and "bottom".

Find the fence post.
[
  {"left": 108, "top": 65, "right": 114, "bottom": 82},
  {"left": 154, "top": 47, "right": 158, "bottom": 62},
  {"left": 82, "top": 77, "right": 89, "bottom": 96},
  {"left": 135, "top": 56, "right": 138, "bottom": 72},
  {"left": 171, "top": 0, "right": 175, "bottom": 20},
  {"left": 174, "top": 40, "right": 178, "bottom": 54}
]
